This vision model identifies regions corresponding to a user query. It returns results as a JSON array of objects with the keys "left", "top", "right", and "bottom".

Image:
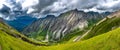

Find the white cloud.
[
  {"left": 38, "top": 0, "right": 120, "bottom": 18},
  {"left": 0, "top": 0, "right": 120, "bottom": 20},
  {"left": 22, "top": 0, "right": 39, "bottom": 9},
  {"left": 27, "top": 8, "right": 35, "bottom": 14}
]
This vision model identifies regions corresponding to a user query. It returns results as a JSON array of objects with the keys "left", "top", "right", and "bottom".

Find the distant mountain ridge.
[
  {"left": 22, "top": 9, "right": 111, "bottom": 42},
  {"left": 5, "top": 16, "right": 37, "bottom": 31}
]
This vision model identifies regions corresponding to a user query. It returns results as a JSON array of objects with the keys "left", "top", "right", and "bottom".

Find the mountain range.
[
  {"left": 22, "top": 9, "right": 110, "bottom": 42},
  {"left": 0, "top": 9, "right": 120, "bottom": 50}
]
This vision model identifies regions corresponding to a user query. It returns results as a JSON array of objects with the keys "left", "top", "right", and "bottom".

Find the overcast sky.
[{"left": 0, "top": 0, "right": 120, "bottom": 20}]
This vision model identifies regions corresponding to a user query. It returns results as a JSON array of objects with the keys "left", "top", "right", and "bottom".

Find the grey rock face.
[{"left": 22, "top": 10, "right": 110, "bottom": 41}]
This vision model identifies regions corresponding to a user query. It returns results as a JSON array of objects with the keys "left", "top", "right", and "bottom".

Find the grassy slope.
[
  {"left": 80, "top": 13, "right": 120, "bottom": 40},
  {"left": 1, "top": 23, "right": 120, "bottom": 50},
  {"left": 49, "top": 28, "right": 120, "bottom": 50},
  {"left": 0, "top": 21, "right": 48, "bottom": 49},
  {"left": 0, "top": 29, "right": 49, "bottom": 50},
  {"left": 0, "top": 22, "right": 34, "bottom": 50},
  {"left": 0, "top": 22, "right": 46, "bottom": 45},
  {"left": 0, "top": 30, "right": 35, "bottom": 50}
]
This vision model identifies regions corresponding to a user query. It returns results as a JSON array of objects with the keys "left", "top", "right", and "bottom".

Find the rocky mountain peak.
[{"left": 22, "top": 10, "right": 110, "bottom": 42}]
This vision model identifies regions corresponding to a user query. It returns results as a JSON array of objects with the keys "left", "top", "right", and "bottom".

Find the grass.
[
  {"left": 0, "top": 30, "right": 36, "bottom": 50},
  {"left": 1, "top": 21, "right": 120, "bottom": 50},
  {"left": 48, "top": 28, "right": 120, "bottom": 50},
  {"left": 80, "top": 16, "right": 120, "bottom": 40},
  {"left": 0, "top": 21, "right": 47, "bottom": 46},
  {"left": 0, "top": 21, "right": 48, "bottom": 50},
  {"left": 1, "top": 26, "right": 120, "bottom": 50}
]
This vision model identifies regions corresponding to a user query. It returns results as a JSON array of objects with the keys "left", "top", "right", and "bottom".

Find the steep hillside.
[
  {"left": 0, "top": 18, "right": 33, "bottom": 50},
  {"left": 0, "top": 29, "right": 36, "bottom": 50},
  {"left": 77, "top": 11, "right": 120, "bottom": 41},
  {"left": 0, "top": 18, "right": 47, "bottom": 46},
  {"left": 22, "top": 9, "right": 110, "bottom": 42},
  {"left": 49, "top": 27, "right": 120, "bottom": 50}
]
